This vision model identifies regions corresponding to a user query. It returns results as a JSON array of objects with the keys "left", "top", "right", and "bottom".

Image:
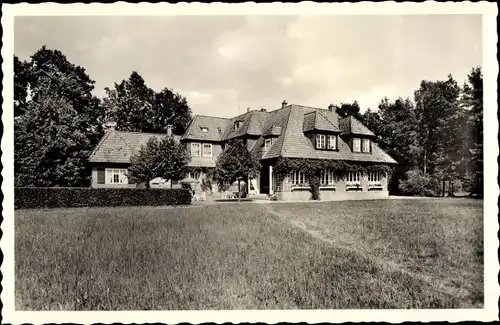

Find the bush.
[
  {"left": 398, "top": 169, "right": 440, "bottom": 197},
  {"left": 180, "top": 182, "right": 193, "bottom": 193},
  {"left": 201, "top": 178, "right": 212, "bottom": 192},
  {"left": 15, "top": 187, "right": 191, "bottom": 209},
  {"left": 309, "top": 174, "right": 321, "bottom": 200}
]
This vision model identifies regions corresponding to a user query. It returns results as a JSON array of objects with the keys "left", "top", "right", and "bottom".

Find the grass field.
[{"left": 15, "top": 198, "right": 483, "bottom": 310}]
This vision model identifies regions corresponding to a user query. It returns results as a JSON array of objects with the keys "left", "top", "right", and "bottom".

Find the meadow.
[{"left": 15, "top": 198, "right": 483, "bottom": 310}]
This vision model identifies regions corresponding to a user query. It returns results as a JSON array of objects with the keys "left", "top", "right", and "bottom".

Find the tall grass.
[
  {"left": 15, "top": 199, "right": 483, "bottom": 310},
  {"left": 269, "top": 198, "right": 484, "bottom": 307}
]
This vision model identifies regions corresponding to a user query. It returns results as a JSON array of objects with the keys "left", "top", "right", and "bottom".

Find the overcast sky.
[{"left": 15, "top": 15, "right": 482, "bottom": 118}]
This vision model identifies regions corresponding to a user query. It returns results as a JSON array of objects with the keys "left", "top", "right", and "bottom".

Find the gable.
[
  {"left": 339, "top": 116, "right": 375, "bottom": 137},
  {"left": 303, "top": 109, "right": 339, "bottom": 133},
  {"left": 181, "top": 115, "right": 229, "bottom": 142},
  {"left": 222, "top": 110, "right": 271, "bottom": 140}
]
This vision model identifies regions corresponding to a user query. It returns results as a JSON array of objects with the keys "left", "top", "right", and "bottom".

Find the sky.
[{"left": 14, "top": 15, "right": 482, "bottom": 118}]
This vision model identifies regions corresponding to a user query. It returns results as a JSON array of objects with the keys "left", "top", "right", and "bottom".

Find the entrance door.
[{"left": 260, "top": 164, "right": 270, "bottom": 194}]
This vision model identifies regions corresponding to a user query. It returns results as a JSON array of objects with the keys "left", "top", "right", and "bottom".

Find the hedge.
[{"left": 15, "top": 187, "right": 192, "bottom": 209}]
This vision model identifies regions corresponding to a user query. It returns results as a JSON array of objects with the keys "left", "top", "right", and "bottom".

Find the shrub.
[
  {"left": 201, "top": 178, "right": 212, "bottom": 192},
  {"left": 15, "top": 187, "right": 191, "bottom": 209},
  {"left": 309, "top": 174, "right": 321, "bottom": 200},
  {"left": 398, "top": 169, "right": 439, "bottom": 197}
]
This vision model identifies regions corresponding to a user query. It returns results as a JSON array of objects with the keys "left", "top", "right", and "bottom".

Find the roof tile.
[
  {"left": 181, "top": 115, "right": 229, "bottom": 141},
  {"left": 339, "top": 116, "right": 375, "bottom": 136},
  {"left": 88, "top": 130, "right": 172, "bottom": 164},
  {"left": 90, "top": 104, "right": 396, "bottom": 165},
  {"left": 222, "top": 110, "right": 271, "bottom": 140}
]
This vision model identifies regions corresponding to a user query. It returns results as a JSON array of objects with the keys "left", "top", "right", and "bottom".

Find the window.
[
  {"left": 201, "top": 127, "right": 209, "bottom": 133},
  {"left": 353, "top": 138, "right": 361, "bottom": 152},
  {"left": 106, "top": 168, "right": 128, "bottom": 184},
  {"left": 189, "top": 171, "right": 201, "bottom": 180},
  {"left": 290, "top": 171, "right": 309, "bottom": 186},
  {"left": 264, "top": 138, "right": 272, "bottom": 152},
  {"left": 191, "top": 143, "right": 201, "bottom": 156},
  {"left": 327, "top": 135, "right": 337, "bottom": 150},
  {"left": 274, "top": 173, "right": 284, "bottom": 192},
  {"left": 316, "top": 134, "right": 326, "bottom": 149},
  {"left": 234, "top": 121, "right": 242, "bottom": 130},
  {"left": 368, "top": 171, "right": 381, "bottom": 186},
  {"left": 320, "top": 169, "right": 335, "bottom": 186},
  {"left": 362, "top": 139, "right": 371, "bottom": 153},
  {"left": 202, "top": 143, "right": 212, "bottom": 157},
  {"left": 346, "top": 171, "right": 361, "bottom": 186}
]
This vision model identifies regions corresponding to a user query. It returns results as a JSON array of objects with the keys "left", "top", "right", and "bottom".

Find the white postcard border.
[{"left": 2, "top": 2, "right": 498, "bottom": 324}]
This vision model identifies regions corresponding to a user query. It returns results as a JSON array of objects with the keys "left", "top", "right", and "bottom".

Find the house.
[{"left": 88, "top": 102, "right": 397, "bottom": 200}]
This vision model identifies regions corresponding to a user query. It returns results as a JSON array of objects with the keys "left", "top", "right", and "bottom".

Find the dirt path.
[{"left": 261, "top": 204, "right": 474, "bottom": 304}]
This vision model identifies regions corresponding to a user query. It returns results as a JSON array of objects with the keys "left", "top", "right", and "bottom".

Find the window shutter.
[{"left": 97, "top": 168, "right": 105, "bottom": 184}]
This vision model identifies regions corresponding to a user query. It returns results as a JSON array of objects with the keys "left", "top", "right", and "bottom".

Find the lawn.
[{"left": 15, "top": 198, "right": 483, "bottom": 310}]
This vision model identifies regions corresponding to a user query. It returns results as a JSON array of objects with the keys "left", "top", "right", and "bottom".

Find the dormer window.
[
  {"left": 201, "top": 126, "right": 209, "bottom": 133},
  {"left": 316, "top": 134, "right": 337, "bottom": 150},
  {"left": 362, "top": 139, "right": 371, "bottom": 153},
  {"left": 316, "top": 134, "right": 326, "bottom": 149},
  {"left": 327, "top": 135, "right": 337, "bottom": 150},
  {"left": 234, "top": 121, "right": 242, "bottom": 130},
  {"left": 264, "top": 138, "right": 273, "bottom": 152},
  {"left": 353, "top": 138, "right": 361, "bottom": 152}
]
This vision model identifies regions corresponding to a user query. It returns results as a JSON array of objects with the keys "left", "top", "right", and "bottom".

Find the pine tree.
[{"left": 462, "top": 67, "right": 483, "bottom": 197}]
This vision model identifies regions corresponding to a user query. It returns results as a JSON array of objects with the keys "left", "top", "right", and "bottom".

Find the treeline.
[
  {"left": 14, "top": 46, "right": 193, "bottom": 187},
  {"left": 14, "top": 46, "right": 483, "bottom": 197},
  {"left": 331, "top": 68, "right": 483, "bottom": 197}
]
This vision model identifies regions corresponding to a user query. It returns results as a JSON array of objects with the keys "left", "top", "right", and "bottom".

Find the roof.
[
  {"left": 303, "top": 109, "right": 339, "bottom": 133},
  {"left": 181, "top": 115, "right": 229, "bottom": 142},
  {"left": 222, "top": 110, "right": 270, "bottom": 140},
  {"left": 88, "top": 130, "right": 175, "bottom": 164},
  {"left": 259, "top": 106, "right": 292, "bottom": 159},
  {"left": 252, "top": 104, "right": 396, "bottom": 164},
  {"left": 339, "top": 116, "right": 375, "bottom": 136},
  {"left": 90, "top": 104, "right": 396, "bottom": 165}
]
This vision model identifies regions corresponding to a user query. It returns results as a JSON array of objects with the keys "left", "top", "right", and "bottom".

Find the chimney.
[
  {"left": 103, "top": 121, "right": 117, "bottom": 133},
  {"left": 281, "top": 100, "right": 288, "bottom": 109},
  {"left": 328, "top": 104, "right": 335, "bottom": 112},
  {"left": 247, "top": 107, "right": 251, "bottom": 113},
  {"left": 166, "top": 125, "right": 173, "bottom": 136}
]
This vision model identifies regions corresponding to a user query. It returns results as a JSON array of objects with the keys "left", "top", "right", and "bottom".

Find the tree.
[
  {"left": 26, "top": 46, "right": 98, "bottom": 116},
  {"left": 154, "top": 88, "right": 193, "bottom": 135},
  {"left": 103, "top": 71, "right": 192, "bottom": 134},
  {"left": 462, "top": 67, "right": 483, "bottom": 197},
  {"left": 413, "top": 74, "right": 478, "bottom": 197},
  {"left": 128, "top": 136, "right": 190, "bottom": 188},
  {"left": 14, "top": 55, "right": 30, "bottom": 117},
  {"left": 14, "top": 46, "right": 105, "bottom": 187},
  {"left": 15, "top": 94, "right": 94, "bottom": 187},
  {"left": 362, "top": 97, "right": 420, "bottom": 194},
  {"left": 332, "top": 101, "right": 363, "bottom": 120},
  {"left": 213, "top": 139, "right": 261, "bottom": 200}
]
